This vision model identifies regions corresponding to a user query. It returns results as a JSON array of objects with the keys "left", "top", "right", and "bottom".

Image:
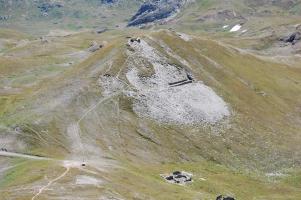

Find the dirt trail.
[
  {"left": 31, "top": 166, "right": 70, "bottom": 200},
  {"left": 1, "top": 52, "right": 132, "bottom": 199},
  {"left": 0, "top": 151, "right": 52, "bottom": 161}
]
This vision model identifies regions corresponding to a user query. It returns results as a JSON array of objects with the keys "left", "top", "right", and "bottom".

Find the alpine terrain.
[{"left": 0, "top": 0, "right": 301, "bottom": 199}]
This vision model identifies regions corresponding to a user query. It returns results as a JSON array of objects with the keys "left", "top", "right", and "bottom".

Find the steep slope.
[
  {"left": 0, "top": 28, "right": 300, "bottom": 199},
  {"left": 128, "top": 0, "right": 188, "bottom": 26}
]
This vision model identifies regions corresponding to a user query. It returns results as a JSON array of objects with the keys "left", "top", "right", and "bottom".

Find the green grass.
[
  {"left": 0, "top": 159, "right": 52, "bottom": 188},
  {"left": 0, "top": 27, "right": 300, "bottom": 199},
  {"left": 109, "top": 160, "right": 301, "bottom": 200}
]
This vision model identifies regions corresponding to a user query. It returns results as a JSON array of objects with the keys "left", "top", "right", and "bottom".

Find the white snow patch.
[
  {"left": 126, "top": 40, "right": 230, "bottom": 125},
  {"left": 75, "top": 175, "right": 103, "bottom": 186},
  {"left": 230, "top": 24, "right": 241, "bottom": 32},
  {"left": 223, "top": 25, "right": 229, "bottom": 29}
]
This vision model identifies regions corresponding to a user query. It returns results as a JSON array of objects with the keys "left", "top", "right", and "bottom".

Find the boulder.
[
  {"left": 95, "top": 28, "right": 108, "bottom": 34},
  {"left": 280, "top": 32, "right": 301, "bottom": 44},
  {"left": 88, "top": 41, "right": 103, "bottom": 52},
  {"left": 172, "top": 171, "right": 181, "bottom": 175},
  {"left": 216, "top": 195, "right": 235, "bottom": 200}
]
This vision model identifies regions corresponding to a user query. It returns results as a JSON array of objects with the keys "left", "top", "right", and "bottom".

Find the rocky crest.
[{"left": 128, "top": 0, "right": 187, "bottom": 26}]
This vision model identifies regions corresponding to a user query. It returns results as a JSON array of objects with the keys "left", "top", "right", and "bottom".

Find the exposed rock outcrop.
[
  {"left": 216, "top": 195, "right": 236, "bottom": 200},
  {"left": 0, "top": 15, "right": 10, "bottom": 20},
  {"left": 101, "top": 0, "right": 118, "bottom": 4},
  {"left": 128, "top": 0, "right": 187, "bottom": 26},
  {"left": 280, "top": 32, "right": 301, "bottom": 45}
]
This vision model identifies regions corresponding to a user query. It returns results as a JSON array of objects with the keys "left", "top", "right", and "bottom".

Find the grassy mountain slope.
[
  {"left": 0, "top": 27, "right": 300, "bottom": 199},
  {"left": 0, "top": 0, "right": 143, "bottom": 35},
  {"left": 1, "top": 0, "right": 301, "bottom": 199}
]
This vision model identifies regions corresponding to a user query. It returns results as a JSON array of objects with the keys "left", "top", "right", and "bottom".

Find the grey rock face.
[
  {"left": 0, "top": 15, "right": 9, "bottom": 20},
  {"left": 280, "top": 32, "right": 301, "bottom": 44},
  {"left": 128, "top": 0, "right": 186, "bottom": 26},
  {"left": 101, "top": 0, "right": 118, "bottom": 4}
]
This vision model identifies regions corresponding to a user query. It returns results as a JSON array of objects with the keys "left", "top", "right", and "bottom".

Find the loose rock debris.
[
  {"left": 161, "top": 171, "right": 193, "bottom": 185},
  {"left": 126, "top": 39, "right": 230, "bottom": 124},
  {"left": 99, "top": 74, "right": 125, "bottom": 96}
]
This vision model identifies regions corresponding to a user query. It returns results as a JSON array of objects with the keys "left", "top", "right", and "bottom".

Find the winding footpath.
[{"left": 31, "top": 167, "right": 70, "bottom": 200}]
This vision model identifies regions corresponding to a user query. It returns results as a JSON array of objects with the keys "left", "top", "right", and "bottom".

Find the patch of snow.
[
  {"left": 75, "top": 175, "right": 103, "bottom": 186},
  {"left": 126, "top": 40, "right": 230, "bottom": 125},
  {"left": 223, "top": 25, "right": 229, "bottom": 29},
  {"left": 230, "top": 24, "right": 241, "bottom": 32}
]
